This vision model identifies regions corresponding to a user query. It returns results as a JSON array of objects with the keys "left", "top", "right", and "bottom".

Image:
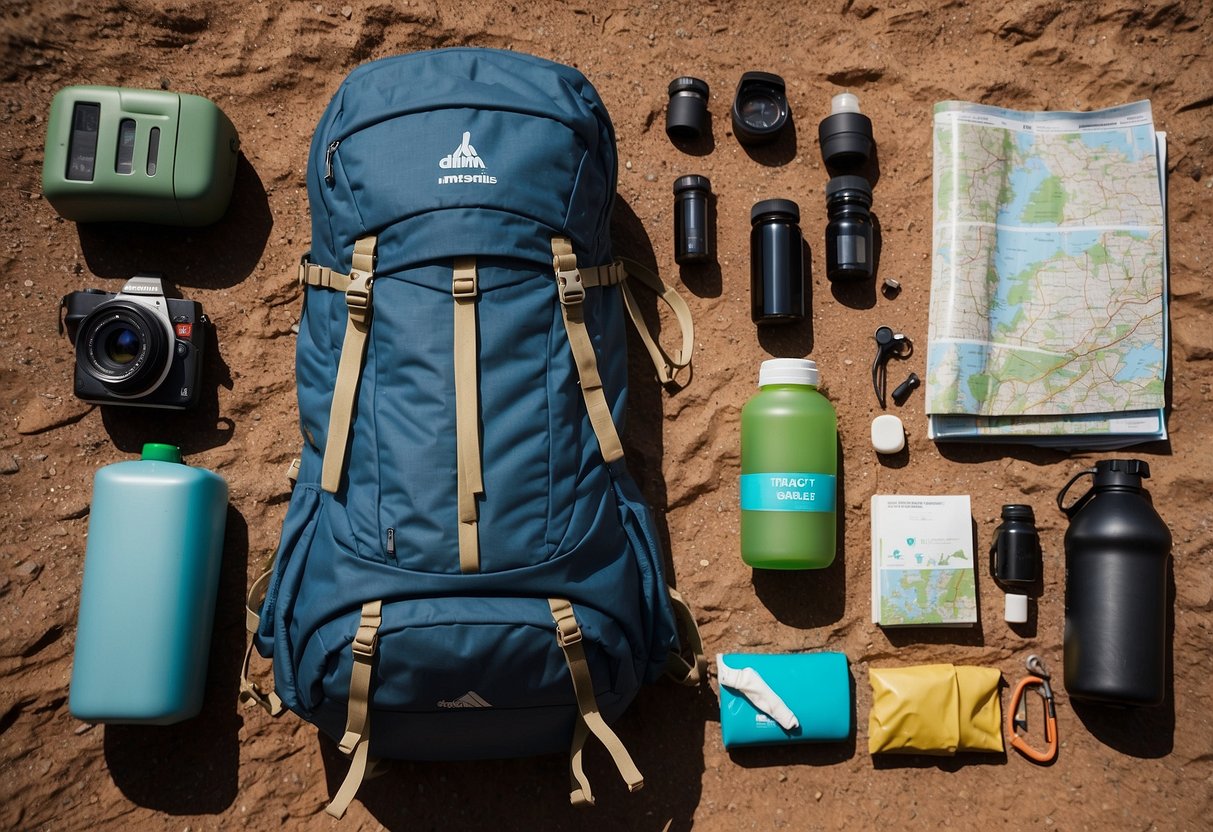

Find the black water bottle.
[
  {"left": 750, "top": 199, "right": 805, "bottom": 324},
  {"left": 1057, "top": 459, "right": 1171, "bottom": 707}
]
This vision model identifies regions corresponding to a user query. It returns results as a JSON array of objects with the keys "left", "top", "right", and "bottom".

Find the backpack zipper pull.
[
  {"left": 324, "top": 139, "right": 341, "bottom": 186},
  {"left": 386, "top": 527, "right": 396, "bottom": 557}
]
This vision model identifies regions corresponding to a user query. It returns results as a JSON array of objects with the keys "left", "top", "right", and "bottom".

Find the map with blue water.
[{"left": 926, "top": 101, "right": 1166, "bottom": 437}]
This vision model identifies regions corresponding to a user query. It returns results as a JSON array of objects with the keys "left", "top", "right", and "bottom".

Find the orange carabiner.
[{"left": 1007, "top": 655, "right": 1058, "bottom": 763}]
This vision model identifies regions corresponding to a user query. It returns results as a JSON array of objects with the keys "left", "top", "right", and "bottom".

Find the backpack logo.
[
  {"left": 437, "top": 131, "right": 497, "bottom": 185},
  {"left": 439, "top": 132, "right": 485, "bottom": 169},
  {"left": 437, "top": 690, "right": 493, "bottom": 709}
]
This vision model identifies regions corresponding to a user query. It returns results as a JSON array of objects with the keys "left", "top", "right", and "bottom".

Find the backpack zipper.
[
  {"left": 386, "top": 527, "right": 396, "bottom": 557},
  {"left": 324, "top": 139, "right": 341, "bottom": 186}
]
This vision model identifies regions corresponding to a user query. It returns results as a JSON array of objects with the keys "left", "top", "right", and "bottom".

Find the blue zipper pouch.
[{"left": 719, "top": 651, "right": 853, "bottom": 748}]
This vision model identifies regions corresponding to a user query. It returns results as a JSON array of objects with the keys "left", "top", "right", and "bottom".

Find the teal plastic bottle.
[
  {"left": 69, "top": 443, "right": 228, "bottom": 724},
  {"left": 740, "top": 359, "right": 838, "bottom": 569}
]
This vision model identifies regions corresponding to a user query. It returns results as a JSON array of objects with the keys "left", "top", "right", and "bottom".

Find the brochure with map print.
[
  {"left": 871, "top": 495, "right": 977, "bottom": 627},
  {"left": 925, "top": 100, "right": 1167, "bottom": 448}
]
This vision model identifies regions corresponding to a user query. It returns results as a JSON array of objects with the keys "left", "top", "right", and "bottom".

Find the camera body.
[{"left": 60, "top": 275, "right": 207, "bottom": 410}]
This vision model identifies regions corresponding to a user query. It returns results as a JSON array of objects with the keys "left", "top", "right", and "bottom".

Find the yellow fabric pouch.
[{"left": 868, "top": 664, "right": 1003, "bottom": 755}]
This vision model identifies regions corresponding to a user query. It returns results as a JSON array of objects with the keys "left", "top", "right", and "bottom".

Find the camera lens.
[
  {"left": 104, "top": 327, "right": 141, "bottom": 365},
  {"left": 740, "top": 93, "right": 782, "bottom": 130},
  {"left": 666, "top": 76, "right": 710, "bottom": 142},
  {"left": 77, "top": 301, "right": 172, "bottom": 396},
  {"left": 732, "top": 72, "right": 789, "bottom": 146}
]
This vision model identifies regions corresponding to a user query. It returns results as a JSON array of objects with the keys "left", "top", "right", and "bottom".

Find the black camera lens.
[
  {"left": 77, "top": 301, "right": 171, "bottom": 395},
  {"left": 667, "top": 77, "right": 710, "bottom": 142},
  {"left": 104, "top": 327, "right": 141, "bottom": 365},
  {"left": 732, "top": 72, "right": 789, "bottom": 146}
]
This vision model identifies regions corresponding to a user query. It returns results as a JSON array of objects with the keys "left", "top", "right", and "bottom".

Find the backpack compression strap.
[
  {"left": 326, "top": 599, "right": 384, "bottom": 819},
  {"left": 452, "top": 257, "right": 484, "bottom": 572},
  {"left": 239, "top": 567, "right": 284, "bottom": 716},
  {"left": 557, "top": 246, "right": 694, "bottom": 388},
  {"left": 552, "top": 238, "right": 625, "bottom": 463},
  {"left": 549, "top": 598, "right": 644, "bottom": 805},
  {"left": 298, "top": 236, "right": 378, "bottom": 493}
]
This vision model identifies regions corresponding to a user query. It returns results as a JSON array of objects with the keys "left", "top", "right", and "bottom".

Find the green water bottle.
[{"left": 740, "top": 358, "right": 837, "bottom": 569}]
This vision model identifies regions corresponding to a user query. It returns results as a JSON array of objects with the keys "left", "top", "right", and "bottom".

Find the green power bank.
[{"left": 42, "top": 85, "right": 239, "bottom": 226}]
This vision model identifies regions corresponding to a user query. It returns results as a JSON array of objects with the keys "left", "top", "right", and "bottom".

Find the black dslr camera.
[{"left": 59, "top": 274, "right": 207, "bottom": 410}]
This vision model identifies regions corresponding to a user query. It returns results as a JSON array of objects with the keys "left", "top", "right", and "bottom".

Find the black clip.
[{"left": 872, "top": 326, "right": 913, "bottom": 409}]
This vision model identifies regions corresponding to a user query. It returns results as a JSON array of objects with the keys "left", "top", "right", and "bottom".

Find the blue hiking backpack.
[{"left": 240, "top": 48, "right": 705, "bottom": 818}]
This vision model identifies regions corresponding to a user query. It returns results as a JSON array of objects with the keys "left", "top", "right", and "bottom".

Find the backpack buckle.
[
  {"left": 345, "top": 272, "right": 374, "bottom": 327},
  {"left": 554, "top": 262, "right": 585, "bottom": 306},
  {"left": 352, "top": 609, "right": 381, "bottom": 658},
  {"left": 452, "top": 273, "right": 478, "bottom": 299},
  {"left": 555, "top": 614, "right": 583, "bottom": 647},
  {"left": 555, "top": 269, "right": 584, "bottom": 308}
]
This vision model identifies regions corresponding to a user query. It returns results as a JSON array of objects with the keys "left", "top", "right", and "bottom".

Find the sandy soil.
[{"left": 2, "top": 1, "right": 1211, "bottom": 830}]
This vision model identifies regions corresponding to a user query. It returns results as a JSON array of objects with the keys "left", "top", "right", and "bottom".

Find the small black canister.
[
  {"left": 750, "top": 198, "right": 805, "bottom": 324},
  {"left": 991, "top": 504, "right": 1040, "bottom": 586},
  {"left": 673, "top": 175, "right": 712, "bottom": 264},
  {"left": 666, "top": 77, "right": 710, "bottom": 142},
  {"left": 824, "top": 175, "right": 874, "bottom": 282}
]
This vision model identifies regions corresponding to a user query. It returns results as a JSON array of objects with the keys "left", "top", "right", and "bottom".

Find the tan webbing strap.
[
  {"left": 321, "top": 236, "right": 378, "bottom": 493},
  {"left": 452, "top": 257, "right": 483, "bottom": 573},
  {"left": 549, "top": 598, "right": 644, "bottom": 803},
  {"left": 664, "top": 587, "right": 707, "bottom": 687},
  {"left": 298, "top": 260, "right": 353, "bottom": 292},
  {"left": 551, "top": 238, "right": 624, "bottom": 465},
  {"left": 618, "top": 258, "right": 695, "bottom": 385},
  {"left": 286, "top": 457, "right": 301, "bottom": 485},
  {"left": 568, "top": 718, "right": 594, "bottom": 806},
  {"left": 578, "top": 260, "right": 627, "bottom": 289},
  {"left": 339, "top": 600, "right": 382, "bottom": 754},
  {"left": 326, "top": 599, "right": 383, "bottom": 819},
  {"left": 239, "top": 568, "right": 284, "bottom": 716},
  {"left": 326, "top": 732, "right": 372, "bottom": 819}
]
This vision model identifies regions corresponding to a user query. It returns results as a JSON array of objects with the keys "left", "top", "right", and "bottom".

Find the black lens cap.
[
  {"left": 732, "top": 72, "right": 789, "bottom": 146},
  {"left": 673, "top": 174, "right": 711, "bottom": 195},
  {"left": 667, "top": 76, "right": 710, "bottom": 141},
  {"left": 751, "top": 198, "right": 800, "bottom": 224}
]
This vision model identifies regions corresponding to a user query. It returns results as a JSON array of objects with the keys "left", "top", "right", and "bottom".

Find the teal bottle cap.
[{"left": 141, "top": 443, "right": 182, "bottom": 463}]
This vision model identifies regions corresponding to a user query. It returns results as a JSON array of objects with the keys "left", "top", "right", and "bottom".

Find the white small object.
[
  {"left": 871, "top": 414, "right": 905, "bottom": 454},
  {"left": 716, "top": 655, "right": 800, "bottom": 731},
  {"left": 831, "top": 92, "right": 861, "bottom": 115},
  {"left": 1004, "top": 593, "right": 1029, "bottom": 624}
]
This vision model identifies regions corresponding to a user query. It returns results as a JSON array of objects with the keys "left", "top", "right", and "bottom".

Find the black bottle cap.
[
  {"left": 751, "top": 198, "right": 799, "bottom": 225},
  {"left": 1094, "top": 459, "right": 1151, "bottom": 487},
  {"left": 732, "top": 71, "right": 789, "bottom": 146},
  {"left": 819, "top": 110, "right": 874, "bottom": 171},
  {"left": 1001, "top": 504, "right": 1036, "bottom": 522},
  {"left": 667, "top": 76, "right": 710, "bottom": 141},
  {"left": 673, "top": 174, "right": 711, "bottom": 195},
  {"left": 825, "top": 174, "right": 873, "bottom": 201}
]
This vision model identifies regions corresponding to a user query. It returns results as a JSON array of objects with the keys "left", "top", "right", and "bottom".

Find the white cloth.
[{"left": 716, "top": 655, "right": 799, "bottom": 730}]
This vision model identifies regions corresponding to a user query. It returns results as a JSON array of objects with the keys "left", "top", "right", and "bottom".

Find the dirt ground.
[{"left": 2, "top": 1, "right": 1211, "bottom": 830}]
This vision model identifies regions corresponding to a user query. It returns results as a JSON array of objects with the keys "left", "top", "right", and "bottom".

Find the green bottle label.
[{"left": 740, "top": 473, "right": 836, "bottom": 512}]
